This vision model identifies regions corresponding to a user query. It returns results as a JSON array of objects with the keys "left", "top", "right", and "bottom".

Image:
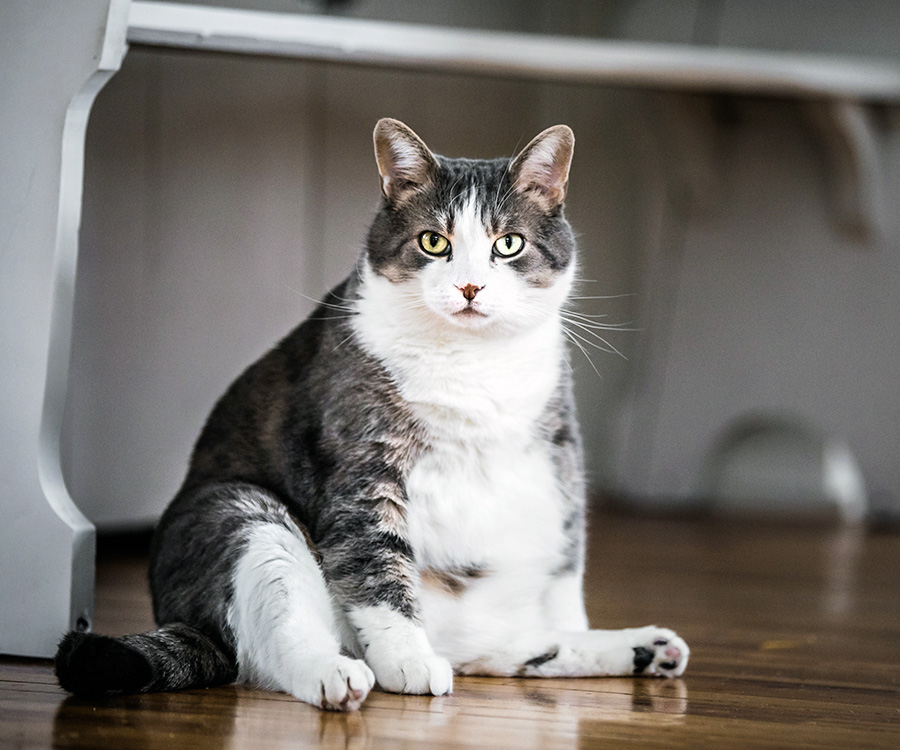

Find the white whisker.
[
  {"left": 568, "top": 293, "right": 636, "bottom": 301},
  {"left": 307, "top": 315, "right": 358, "bottom": 322},
  {"left": 331, "top": 330, "right": 357, "bottom": 353},
  {"left": 280, "top": 283, "right": 356, "bottom": 313},
  {"left": 563, "top": 324, "right": 627, "bottom": 360},
  {"left": 560, "top": 312, "right": 636, "bottom": 332},
  {"left": 562, "top": 329, "right": 602, "bottom": 378}
]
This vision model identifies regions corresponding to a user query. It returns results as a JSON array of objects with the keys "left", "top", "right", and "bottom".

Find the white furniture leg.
[{"left": 0, "top": 0, "right": 129, "bottom": 657}]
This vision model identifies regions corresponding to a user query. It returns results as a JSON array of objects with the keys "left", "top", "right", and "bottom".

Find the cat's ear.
[
  {"left": 373, "top": 118, "right": 439, "bottom": 203},
  {"left": 510, "top": 125, "right": 574, "bottom": 211}
]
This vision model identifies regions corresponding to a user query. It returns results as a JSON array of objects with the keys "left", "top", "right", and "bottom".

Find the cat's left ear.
[
  {"left": 373, "top": 118, "right": 439, "bottom": 203},
  {"left": 510, "top": 125, "right": 575, "bottom": 211}
]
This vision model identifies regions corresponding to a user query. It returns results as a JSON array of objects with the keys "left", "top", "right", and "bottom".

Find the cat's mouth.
[
  {"left": 446, "top": 303, "right": 491, "bottom": 328},
  {"left": 453, "top": 306, "right": 487, "bottom": 318},
  {"left": 452, "top": 303, "right": 489, "bottom": 321}
]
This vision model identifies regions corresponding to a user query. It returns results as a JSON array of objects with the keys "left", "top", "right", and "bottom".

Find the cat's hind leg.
[
  {"left": 228, "top": 516, "right": 375, "bottom": 711},
  {"left": 58, "top": 483, "right": 374, "bottom": 709},
  {"left": 458, "top": 626, "right": 688, "bottom": 679}
]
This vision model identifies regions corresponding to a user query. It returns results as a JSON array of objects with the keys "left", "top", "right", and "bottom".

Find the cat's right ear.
[{"left": 373, "top": 118, "right": 439, "bottom": 203}]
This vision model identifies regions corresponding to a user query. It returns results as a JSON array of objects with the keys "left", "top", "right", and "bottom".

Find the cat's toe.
[
  {"left": 325, "top": 658, "right": 375, "bottom": 711},
  {"left": 632, "top": 628, "right": 689, "bottom": 678},
  {"left": 294, "top": 655, "right": 374, "bottom": 711},
  {"left": 373, "top": 653, "right": 453, "bottom": 696}
]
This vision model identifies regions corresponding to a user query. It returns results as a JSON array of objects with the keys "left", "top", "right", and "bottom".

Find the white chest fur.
[{"left": 351, "top": 271, "right": 570, "bottom": 576}]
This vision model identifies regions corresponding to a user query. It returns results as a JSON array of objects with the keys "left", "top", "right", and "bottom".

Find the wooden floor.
[{"left": 2, "top": 511, "right": 899, "bottom": 749}]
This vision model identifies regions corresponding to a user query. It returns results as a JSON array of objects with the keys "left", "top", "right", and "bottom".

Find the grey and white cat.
[{"left": 55, "top": 119, "right": 688, "bottom": 711}]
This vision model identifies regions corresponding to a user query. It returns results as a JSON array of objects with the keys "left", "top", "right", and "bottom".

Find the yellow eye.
[
  {"left": 493, "top": 233, "right": 525, "bottom": 258},
  {"left": 418, "top": 231, "right": 451, "bottom": 257}
]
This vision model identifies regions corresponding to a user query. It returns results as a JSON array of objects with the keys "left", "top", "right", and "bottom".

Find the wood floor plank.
[{"left": 2, "top": 512, "right": 899, "bottom": 748}]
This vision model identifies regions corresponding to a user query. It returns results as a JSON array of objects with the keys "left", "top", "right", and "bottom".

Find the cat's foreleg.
[
  {"left": 347, "top": 603, "right": 454, "bottom": 696},
  {"left": 458, "top": 626, "right": 689, "bottom": 678},
  {"left": 541, "top": 390, "right": 590, "bottom": 633},
  {"left": 228, "top": 517, "right": 375, "bottom": 710},
  {"left": 318, "top": 482, "right": 453, "bottom": 696}
]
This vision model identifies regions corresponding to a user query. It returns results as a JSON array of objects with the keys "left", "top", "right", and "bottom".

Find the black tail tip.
[{"left": 55, "top": 631, "right": 154, "bottom": 697}]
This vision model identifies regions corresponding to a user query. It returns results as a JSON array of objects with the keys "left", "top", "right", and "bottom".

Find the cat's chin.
[{"left": 440, "top": 311, "right": 529, "bottom": 338}]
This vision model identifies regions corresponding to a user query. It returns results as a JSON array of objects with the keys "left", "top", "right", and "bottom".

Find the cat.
[{"left": 55, "top": 118, "right": 689, "bottom": 711}]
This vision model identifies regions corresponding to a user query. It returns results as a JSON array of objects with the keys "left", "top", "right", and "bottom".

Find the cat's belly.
[
  {"left": 406, "top": 434, "right": 566, "bottom": 571},
  {"left": 405, "top": 433, "right": 570, "bottom": 660}
]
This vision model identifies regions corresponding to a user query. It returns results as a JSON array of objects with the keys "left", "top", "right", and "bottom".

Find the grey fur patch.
[{"left": 538, "top": 370, "right": 587, "bottom": 577}]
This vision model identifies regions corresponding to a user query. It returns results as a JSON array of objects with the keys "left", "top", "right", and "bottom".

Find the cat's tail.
[{"left": 54, "top": 623, "right": 237, "bottom": 697}]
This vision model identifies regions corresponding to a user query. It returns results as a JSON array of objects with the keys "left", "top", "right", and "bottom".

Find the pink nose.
[{"left": 459, "top": 284, "right": 483, "bottom": 301}]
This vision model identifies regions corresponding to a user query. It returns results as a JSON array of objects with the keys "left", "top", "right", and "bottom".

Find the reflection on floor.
[{"left": 2, "top": 511, "right": 899, "bottom": 749}]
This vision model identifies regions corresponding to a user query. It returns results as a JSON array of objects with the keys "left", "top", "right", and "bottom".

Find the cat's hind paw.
[
  {"left": 632, "top": 628, "right": 689, "bottom": 678},
  {"left": 291, "top": 655, "right": 375, "bottom": 711}
]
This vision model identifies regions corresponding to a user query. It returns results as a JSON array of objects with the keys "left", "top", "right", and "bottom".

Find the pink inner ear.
[
  {"left": 374, "top": 119, "right": 437, "bottom": 200},
  {"left": 383, "top": 139, "right": 421, "bottom": 179},
  {"left": 530, "top": 140, "right": 566, "bottom": 179},
  {"left": 512, "top": 129, "right": 573, "bottom": 207}
]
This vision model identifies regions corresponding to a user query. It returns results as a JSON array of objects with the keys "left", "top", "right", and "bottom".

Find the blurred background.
[{"left": 61, "top": 0, "right": 900, "bottom": 530}]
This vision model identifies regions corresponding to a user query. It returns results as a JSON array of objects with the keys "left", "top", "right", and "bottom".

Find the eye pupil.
[
  {"left": 494, "top": 233, "right": 524, "bottom": 257},
  {"left": 419, "top": 231, "right": 450, "bottom": 256}
]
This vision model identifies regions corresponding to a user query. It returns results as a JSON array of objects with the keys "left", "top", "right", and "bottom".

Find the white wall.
[{"left": 614, "top": 98, "right": 900, "bottom": 516}]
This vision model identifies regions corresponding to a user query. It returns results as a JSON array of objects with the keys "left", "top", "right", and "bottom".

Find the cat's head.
[{"left": 361, "top": 118, "right": 576, "bottom": 336}]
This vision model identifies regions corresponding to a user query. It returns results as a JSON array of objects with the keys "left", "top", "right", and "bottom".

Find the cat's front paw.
[
  {"left": 368, "top": 651, "right": 454, "bottom": 696},
  {"left": 632, "top": 627, "right": 689, "bottom": 678},
  {"left": 350, "top": 604, "right": 453, "bottom": 696},
  {"left": 290, "top": 655, "right": 375, "bottom": 711}
]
